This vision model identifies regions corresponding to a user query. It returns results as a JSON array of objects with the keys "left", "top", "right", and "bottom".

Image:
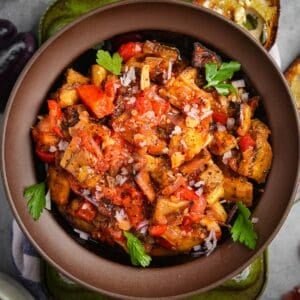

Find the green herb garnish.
[
  {"left": 230, "top": 202, "right": 258, "bottom": 250},
  {"left": 23, "top": 182, "right": 46, "bottom": 221},
  {"left": 124, "top": 231, "right": 152, "bottom": 267},
  {"left": 204, "top": 61, "right": 241, "bottom": 95},
  {"left": 96, "top": 49, "right": 122, "bottom": 75}
]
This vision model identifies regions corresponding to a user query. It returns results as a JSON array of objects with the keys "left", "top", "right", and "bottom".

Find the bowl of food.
[{"left": 1, "top": 0, "right": 299, "bottom": 298}]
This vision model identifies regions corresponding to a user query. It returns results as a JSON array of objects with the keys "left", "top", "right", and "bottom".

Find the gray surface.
[{"left": 0, "top": 0, "right": 299, "bottom": 299}]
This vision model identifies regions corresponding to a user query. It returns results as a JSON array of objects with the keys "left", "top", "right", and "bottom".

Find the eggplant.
[
  {"left": 0, "top": 19, "right": 17, "bottom": 49},
  {"left": 192, "top": 42, "right": 221, "bottom": 69},
  {"left": 0, "top": 31, "right": 36, "bottom": 111}
]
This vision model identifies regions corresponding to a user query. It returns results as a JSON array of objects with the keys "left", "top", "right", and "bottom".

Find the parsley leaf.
[
  {"left": 230, "top": 202, "right": 258, "bottom": 250},
  {"left": 204, "top": 61, "right": 241, "bottom": 95},
  {"left": 214, "top": 83, "right": 238, "bottom": 96},
  {"left": 96, "top": 50, "right": 122, "bottom": 75},
  {"left": 23, "top": 182, "right": 46, "bottom": 221},
  {"left": 124, "top": 231, "right": 152, "bottom": 267}
]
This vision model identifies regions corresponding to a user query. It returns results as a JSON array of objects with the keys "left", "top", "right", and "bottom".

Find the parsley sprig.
[
  {"left": 230, "top": 202, "right": 258, "bottom": 250},
  {"left": 204, "top": 61, "right": 241, "bottom": 95},
  {"left": 124, "top": 231, "right": 152, "bottom": 267},
  {"left": 96, "top": 50, "right": 122, "bottom": 75},
  {"left": 23, "top": 182, "right": 46, "bottom": 221}
]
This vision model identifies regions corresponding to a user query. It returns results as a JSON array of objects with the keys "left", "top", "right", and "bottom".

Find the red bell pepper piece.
[
  {"left": 118, "top": 42, "right": 142, "bottom": 61},
  {"left": 76, "top": 84, "right": 115, "bottom": 119},
  {"left": 212, "top": 111, "right": 228, "bottom": 125},
  {"left": 174, "top": 187, "right": 199, "bottom": 201},
  {"left": 149, "top": 224, "right": 167, "bottom": 237},
  {"left": 35, "top": 148, "right": 56, "bottom": 163},
  {"left": 239, "top": 134, "right": 256, "bottom": 152},
  {"left": 75, "top": 201, "right": 97, "bottom": 222},
  {"left": 135, "top": 87, "right": 170, "bottom": 117}
]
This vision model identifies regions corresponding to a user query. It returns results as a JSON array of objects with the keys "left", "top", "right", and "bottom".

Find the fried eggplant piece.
[{"left": 192, "top": 42, "right": 221, "bottom": 68}]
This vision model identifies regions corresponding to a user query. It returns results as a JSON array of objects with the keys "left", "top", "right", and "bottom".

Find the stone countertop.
[{"left": 0, "top": 1, "right": 299, "bottom": 299}]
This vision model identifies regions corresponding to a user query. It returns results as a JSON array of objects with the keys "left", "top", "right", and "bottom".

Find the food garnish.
[
  {"left": 96, "top": 49, "right": 122, "bottom": 75},
  {"left": 23, "top": 182, "right": 46, "bottom": 221},
  {"left": 230, "top": 202, "right": 258, "bottom": 250},
  {"left": 204, "top": 61, "right": 241, "bottom": 95},
  {"left": 124, "top": 231, "right": 152, "bottom": 267}
]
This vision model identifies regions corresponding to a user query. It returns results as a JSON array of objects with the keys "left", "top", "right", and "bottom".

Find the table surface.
[{"left": 0, "top": 1, "right": 299, "bottom": 299}]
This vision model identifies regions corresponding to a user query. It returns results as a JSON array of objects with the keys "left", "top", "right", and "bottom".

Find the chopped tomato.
[
  {"left": 151, "top": 99, "right": 170, "bottom": 118},
  {"left": 149, "top": 224, "right": 167, "bottom": 237},
  {"left": 174, "top": 187, "right": 199, "bottom": 201},
  {"left": 189, "top": 195, "right": 207, "bottom": 222},
  {"left": 239, "top": 134, "right": 256, "bottom": 152},
  {"left": 35, "top": 148, "right": 56, "bottom": 163},
  {"left": 121, "top": 186, "right": 145, "bottom": 228},
  {"left": 76, "top": 84, "right": 115, "bottom": 119},
  {"left": 135, "top": 92, "right": 152, "bottom": 114},
  {"left": 118, "top": 42, "right": 142, "bottom": 61},
  {"left": 47, "top": 100, "right": 62, "bottom": 122},
  {"left": 212, "top": 112, "right": 228, "bottom": 125},
  {"left": 75, "top": 201, "right": 97, "bottom": 222},
  {"left": 135, "top": 87, "right": 169, "bottom": 117},
  {"left": 52, "top": 126, "right": 64, "bottom": 138}
]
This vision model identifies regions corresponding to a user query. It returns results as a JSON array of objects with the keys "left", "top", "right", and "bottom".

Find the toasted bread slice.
[
  {"left": 285, "top": 57, "right": 300, "bottom": 110},
  {"left": 193, "top": 0, "right": 280, "bottom": 50}
]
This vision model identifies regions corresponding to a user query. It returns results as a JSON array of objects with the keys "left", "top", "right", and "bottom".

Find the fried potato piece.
[
  {"left": 237, "top": 119, "right": 272, "bottom": 183},
  {"left": 223, "top": 176, "right": 253, "bottom": 207},
  {"left": 48, "top": 166, "right": 70, "bottom": 206},
  {"left": 209, "top": 131, "right": 237, "bottom": 156},
  {"left": 161, "top": 225, "right": 206, "bottom": 252},
  {"left": 237, "top": 103, "right": 252, "bottom": 136},
  {"left": 153, "top": 196, "right": 189, "bottom": 225},
  {"left": 66, "top": 68, "right": 89, "bottom": 85},
  {"left": 159, "top": 67, "right": 213, "bottom": 109},
  {"left": 198, "top": 161, "right": 224, "bottom": 204},
  {"left": 91, "top": 64, "right": 107, "bottom": 87},
  {"left": 206, "top": 201, "right": 228, "bottom": 223},
  {"left": 169, "top": 124, "right": 212, "bottom": 168}
]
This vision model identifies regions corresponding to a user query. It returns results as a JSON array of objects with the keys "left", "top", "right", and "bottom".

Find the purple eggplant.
[
  {"left": 0, "top": 19, "right": 17, "bottom": 49},
  {"left": 0, "top": 31, "right": 37, "bottom": 111}
]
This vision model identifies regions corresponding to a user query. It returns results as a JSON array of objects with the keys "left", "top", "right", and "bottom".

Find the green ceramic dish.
[{"left": 43, "top": 252, "right": 267, "bottom": 299}]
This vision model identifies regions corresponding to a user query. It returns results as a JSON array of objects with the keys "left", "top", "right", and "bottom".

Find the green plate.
[
  {"left": 43, "top": 252, "right": 267, "bottom": 299},
  {"left": 38, "top": 0, "right": 194, "bottom": 44}
]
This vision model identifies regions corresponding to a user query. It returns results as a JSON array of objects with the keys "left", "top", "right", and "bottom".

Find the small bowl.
[{"left": 1, "top": 1, "right": 299, "bottom": 298}]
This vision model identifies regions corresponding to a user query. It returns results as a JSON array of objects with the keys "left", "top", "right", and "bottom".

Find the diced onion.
[
  {"left": 241, "top": 92, "right": 249, "bottom": 102},
  {"left": 227, "top": 117, "right": 235, "bottom": 130},
  {"left": 74, "top": 228, "right": 90, "bottom": 240},
  {"left": 58, "top": 140, "right": 69, "bottom": 151},
  {"left": 121, "top": 66, "right": 136, "bottom": 87},
  {"left": 222, "top": 151, "right": 232, "bottom": 165},
  {"left": 217, "top": 123, "right": 226, "bottom": 132},
  {"left": 45, "top": 190, "right": 51, "bottom": 210},
  {"left": 232, "top": 79, "right": 246, "bottom": 89},
  {"left": 167, "top": 60, "right": 173, "bottom": 80}
]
